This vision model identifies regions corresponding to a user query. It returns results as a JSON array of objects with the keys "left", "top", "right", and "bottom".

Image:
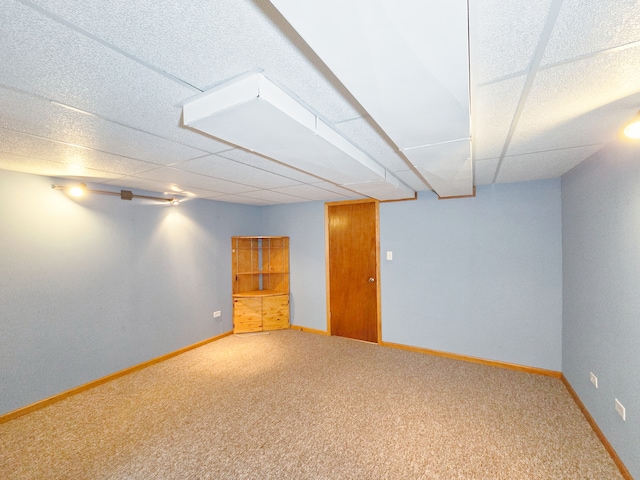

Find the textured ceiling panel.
[
  {"left": 470, "top": 0, "right": 553, "bottom": 84},
  {"left": 29, "top": 0, "right": 363, "bottom": 124},
  {"left": 205, "top": 194, "right": 276, "bottom": 206},
  {"left": 0, "top": 128, "right": 162, "bottom": 176},
  {"left": 0, "top": 152, "right": 122, "bottom": 181},
  {"left": 270, "top": 184, "right": 350, "bottom": 201},
  {"left": 231, "top": 189, "right": 307, "bottom": 204},
  {"left": 134, "top": 167, "right": 259, "bottom": 194},
  {"left": 508, "top": 47, "right": 640, "bottom": 156},
  {"left": 1, "top": 0, "right": 638, "bottom": 205},
  {"left": 306, "top": 181, "right": 365, "bottom": 198},
  {"left": 472, "top": 76, "right": 526, "bottom": 160},
  {"left": 474, "top": 158, "right": 500, "bottom": 185},
  {"left": 542, "top": 0, "right": 640, "bottom": 65},
  {"left": 0, "top": 87, "right": 208, "bottom": 166},
  {"left": 217, "top": 148, "right": 323, "bottom": 184},
  {"left": 0, "top": 1, "right": 205, "bottom": 148},
  {"left": 496, "top": 145, "right": 604, "bottom": 184},
  {"left": 179, "top": 155, "right": 302, "bottom": 189}
]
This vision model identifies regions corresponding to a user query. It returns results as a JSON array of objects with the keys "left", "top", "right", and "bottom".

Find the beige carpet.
[{"left": 0, "top": 330, "right": 623, "bottom": 479}]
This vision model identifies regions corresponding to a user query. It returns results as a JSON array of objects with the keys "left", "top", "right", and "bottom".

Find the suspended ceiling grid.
[{"left": 0, "top": 0, "right": 639, "bottom": 205}]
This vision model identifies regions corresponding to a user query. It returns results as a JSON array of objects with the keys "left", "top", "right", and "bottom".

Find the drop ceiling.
[{"left": 1, "top": 0, "right": 639, "bottom": 205}]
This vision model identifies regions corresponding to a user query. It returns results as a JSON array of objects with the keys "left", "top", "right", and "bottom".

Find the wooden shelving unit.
[{"left": 231, "top": 236, "right": 289, "bottom": 333}]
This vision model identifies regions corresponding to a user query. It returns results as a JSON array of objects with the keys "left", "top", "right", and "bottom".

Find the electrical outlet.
[
  {"left": 590, "top": 372, "right": 598, "bottom": 389},
  {"left": 615, "top": 399, "right": 626, "bottom": 421},
  {"left": 213, "top": 311, "right": 221, "bottom": 318}
]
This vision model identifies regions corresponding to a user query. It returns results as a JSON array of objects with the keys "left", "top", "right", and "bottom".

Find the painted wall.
[
  {"left": 379, "top": 180, "right": 563, "bottom": 371},
  {"left": 260, "top": 201, "right": 327, "bottom": 332},
  {"left": 562, "top": 142, "right": 640, "bottom": 478},
  {"left": 1, "top": 171, "right": 564, "bottom": 417},
  {"left": 262, "top": 181, "right": 563, "bottom": 372},
  {"left": 0, "top": 169, "right": 259, "bottom": 415}
]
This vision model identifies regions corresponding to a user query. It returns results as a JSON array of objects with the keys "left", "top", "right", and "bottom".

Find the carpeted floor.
[{"left": 0, "top": 330, "right": 624, "bottom": 479}]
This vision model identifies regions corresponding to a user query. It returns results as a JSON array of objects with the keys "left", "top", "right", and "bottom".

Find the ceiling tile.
[
  {"left": 0, "top": 0, "right": 215, "bottom": 150},
  {"left": 0, "top": 87, "right": 207, "bottom": 166},
  {"left": 0, "top": 128, "right": 161, "bottom": 175},
  {"left": 508, "top": 47, "right": 640, "bottom": 156},
  {"left": 271, "top": 184, "right": 350, "bottom": 201},
  {"left": 474, "top": 158, "right": 500, "bottom": 185},
  {"left": 236, "top": 189, "right": 309, "bottom": 204},
  {"left": 0, "top": 152, "right": 122, "bottom": 181},
  {"left": 470, "top": 0, "right": 553, "bottom": 83},
  {"left": 472, "top": 75, "right": 526, "bottom": 160},
  {"left": 542, "top": 0, "right": 640, "bottom": 66},
  {"left": 28, "top": 0, "right": 363, "bottom": 124},
  {"left": 306, "top": 181, "right": 365, "bottom": 198},
  {"left": 217, "top": 148, "right": 323, "bottom": 184},
  {"left": 133, "top": 167, "right": 258, "bottom": 194},
  {"left": 179, "top": 155, "right": 302, "bottom": 189},
  {"left": 496, "top": 144, "right": 604, "bottom": 184},
  {"left": 207, "top": 194, "right": 275, "bottom": 206}
]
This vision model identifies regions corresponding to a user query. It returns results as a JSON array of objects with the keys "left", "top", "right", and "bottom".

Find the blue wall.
[
  {"left": 0, "top": 169, "right": 259, "bottom": 415},
  {"left": 261, "top": 201, "right": 327, "bottom": 332},
  {"left": 380, "top": 181, "right": 563, "bottom": 371},
  {"left": 562, "top": 142, "right": 640, "bottom": 478},
  {"left": 261, "top": 181, "right": 563, "bottom": 372},
  {"left": 1, "top": 171, "right": 565, "bottom": 421}
]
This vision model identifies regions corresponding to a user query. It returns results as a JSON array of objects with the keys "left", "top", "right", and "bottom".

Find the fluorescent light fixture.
[
  {"left": 182, "top": 73, "right": 415, "bottom": 201},
  {"left": 52, "top": 184, "right": 177, "bottom": 204}
]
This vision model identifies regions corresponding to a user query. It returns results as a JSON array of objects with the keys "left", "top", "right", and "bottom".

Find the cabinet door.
[
  {"left": 233, "top": 297, "right": 263, "bottom": 333},
  {"left": 262, "top": 295, "right": 289, "bottom": 331}
]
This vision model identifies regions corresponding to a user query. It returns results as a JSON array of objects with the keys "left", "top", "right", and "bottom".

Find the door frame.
[{"left": 325, "top": 199, "right": 382, "bottom": 343}]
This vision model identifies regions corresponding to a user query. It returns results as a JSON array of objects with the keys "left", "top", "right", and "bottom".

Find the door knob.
[{"left": 368, "top": 277, "right": 375, "bottom": 283}]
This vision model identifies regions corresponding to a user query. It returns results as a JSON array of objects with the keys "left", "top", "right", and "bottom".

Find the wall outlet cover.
[{"left": 615, "top": 398, "right": 626, "bottom": 421}]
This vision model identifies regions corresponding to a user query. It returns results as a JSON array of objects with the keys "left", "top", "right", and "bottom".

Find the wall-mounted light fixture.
[
  {"left": 624, "top": 112, "right": 640, "bottom": 139},
  {"left": 52, "top": 183, "right": 178, "bottom": 205}
]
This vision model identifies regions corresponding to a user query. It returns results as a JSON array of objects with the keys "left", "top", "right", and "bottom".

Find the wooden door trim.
[{"left": 325, "top": 199, "right": 381, "bottom": 344}]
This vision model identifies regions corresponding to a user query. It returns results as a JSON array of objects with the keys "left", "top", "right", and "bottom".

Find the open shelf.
[{"left": 231, "top": 236, "right": 290, "bottom": 333}]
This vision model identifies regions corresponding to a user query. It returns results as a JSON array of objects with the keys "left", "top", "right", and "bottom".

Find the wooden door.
[{"left": 326, "top": 200, "right": 380, "bottom": 343}]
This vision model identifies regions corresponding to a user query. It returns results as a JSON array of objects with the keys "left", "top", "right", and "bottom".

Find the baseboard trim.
[
  {"left": 561, "top": 375, "right": 632, "bottom": 480},
  {"left": 290, "top": 325, "right": 330, "bottom": 335},
  {"left": 290, "top": 329, "right": 562, "bottom": 378},
  {"left": 0, "top": 330, "right": 233, "bottom": 425},
  {"left": 380, "top": 341, "right": 562, "bottom": 378}
]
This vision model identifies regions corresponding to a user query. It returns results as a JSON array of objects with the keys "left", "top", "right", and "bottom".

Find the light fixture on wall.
[
  {"left": 68, "top": 183, "right": 87, "bottom": 197},
  {"left": 623, "top": 111, "right": 640, "bottom": 139},
  {"left": 51, "top": 184, "right": 178, "bottom": 205}
]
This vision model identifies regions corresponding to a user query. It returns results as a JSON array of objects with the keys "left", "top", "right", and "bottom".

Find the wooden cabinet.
[{"left": 232, "top": 236, "right": 289, "bottom": 333}]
